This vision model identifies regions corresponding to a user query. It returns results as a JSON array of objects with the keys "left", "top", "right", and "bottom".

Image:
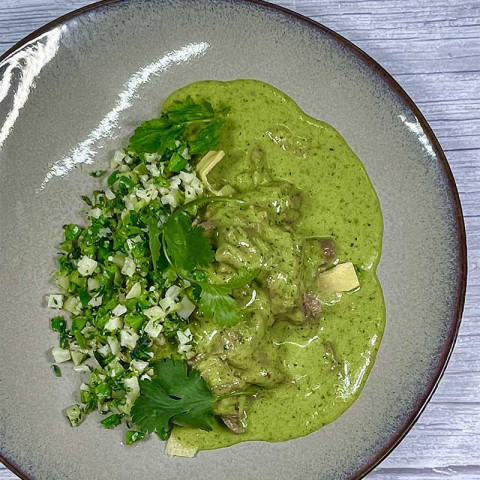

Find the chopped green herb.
[
  {"left": 63, "top": 224, "right": 82, "bottom": 241},
  {"left": 80, "top": 195, "right": 93, "bottom": 207},
  {"left": 125, "top": 313, "right": 146, "bottom": 332},
  {"left": 100, "top": 414, "right": 123, "bottom": 429},
  {"left": 126, "top": 430, "right": 146, "bottom": 445},
  {"left": 131, "top": 334, "right": 152, "bottom": 361},
  {"left": 51, "top": 316, "right": 69, "bottom": 348},
  {"left": 167, "top": 152, "right": 188, "bottom": 173},
  {"left": 146, "top": 216, "right": 162, "bottom": 273},
  {"left": 51, "top": 316, "right": 66, "bottom": 333},
  {"left": 107, "top": 170, "right": 120, "bottom": 186},
  {"left": 48, "top": 94, "right": 258, "bottom": 443}
]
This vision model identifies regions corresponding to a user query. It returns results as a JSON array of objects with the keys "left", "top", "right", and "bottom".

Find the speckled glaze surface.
[{"left": 0, "top": 1, "right": 466, "bottom": 479}]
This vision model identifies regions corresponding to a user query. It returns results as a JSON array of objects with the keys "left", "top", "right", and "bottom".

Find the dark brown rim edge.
[{"left": 0, "top": 1, "right": 467, "bottom": 479}]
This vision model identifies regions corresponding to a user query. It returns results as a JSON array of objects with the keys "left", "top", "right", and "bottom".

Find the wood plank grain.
[
  {"left": 368, "top": 467, "right": 480, "bottom": 480},
  {"left": 0, "top": 0, "right": 479, "bottom": 479},
  {"left": 0, "top": 469, "right": 17, "bottom": 480}
]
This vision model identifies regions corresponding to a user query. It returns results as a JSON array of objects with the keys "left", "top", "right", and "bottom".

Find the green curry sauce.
[{"left": 164, "top": 80, "right": 385, "bottom": 451}]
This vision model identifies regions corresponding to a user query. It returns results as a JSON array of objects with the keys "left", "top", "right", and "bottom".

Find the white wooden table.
[{"left": 0, "top": 1, "right": 478, "bottom": 479}]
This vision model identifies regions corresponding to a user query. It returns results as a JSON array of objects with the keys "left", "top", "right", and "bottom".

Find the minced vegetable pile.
[{"left": 47, "top": 80, "right": 385, "bottom": 455}]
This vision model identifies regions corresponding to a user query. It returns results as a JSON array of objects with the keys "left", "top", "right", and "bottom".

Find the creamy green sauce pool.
[{"left": 163, "top": 80, "right": 385, "bottom": 450}]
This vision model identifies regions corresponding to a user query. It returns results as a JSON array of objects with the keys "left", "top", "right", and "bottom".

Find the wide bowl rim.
[{"left": 0, "top": 1, "right": 467, "bottom": 479}]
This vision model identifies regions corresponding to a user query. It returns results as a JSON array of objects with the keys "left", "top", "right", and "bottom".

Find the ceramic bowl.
[{"left": 0, "top": 1, "right": 466, "bottom": 479}]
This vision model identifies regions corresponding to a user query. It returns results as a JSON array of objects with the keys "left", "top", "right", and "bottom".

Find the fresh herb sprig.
[
  {"left": 159, "top": 197, "right": 259, "bottom": 327},
  {"left": 197, "top": 267, "right": 260, "bottom": 327},
  {"left": 131, "top": 358, "right": 216, "bottom": 438},
  {"left": 129, "top": 96, "right": 228, "bottom": 157},
  {"left": 131, "top": 358, "right": 254, "bottom": 439}
]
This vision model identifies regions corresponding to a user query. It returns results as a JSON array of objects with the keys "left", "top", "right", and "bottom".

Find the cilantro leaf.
[
  {"left": 194, "top": 268, "right": 258, "bottom": 327},
  {"left": 163, "top": 213, "right": 193, "bottom": 271},
  {"left": 130, "top": 358, "right": 215, "bottom": 435},
  {"left": 226, "top": 268, "right": 260, "bottom": 290},
  {"left": 187, "top": 225, "right": 215, "bottom": 267},
  {"left": 130, "top": 380, "right": 173, "bottom": 434},
  {"left": 189, "top": 120, "right": 224, "bottom": 156},
  {"left": 165, "top": 96, "right": 215, "bottom": 123},
  {"left": 163, "top": 212, "right": 214, "bottom": 272},
  {"left": 198, "top": 283, "right": 242, "bottom": 327},
  {"left": 162, "top": 197, "right": 240, "bottom": 275},
  {"left": 129, "top": 97, "right": 227, "bottom": 156},
  {"left": 129, "top": 119, "right": 185, "bottom": 155}
]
